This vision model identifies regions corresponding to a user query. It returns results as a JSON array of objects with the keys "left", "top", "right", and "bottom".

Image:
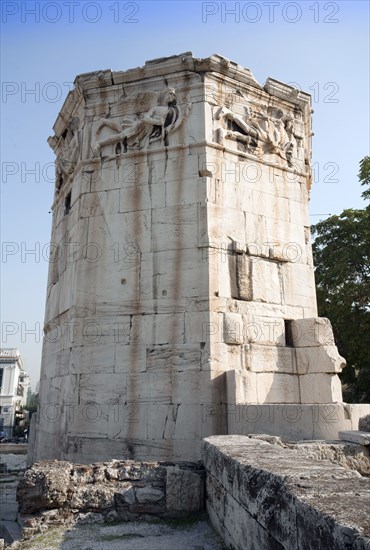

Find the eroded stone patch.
[
  {"left": 16, "top": 460, "right": 204, "bottom": 541},
  {"left": 203, "top": 435, "right": 370, "bottom": 550}
]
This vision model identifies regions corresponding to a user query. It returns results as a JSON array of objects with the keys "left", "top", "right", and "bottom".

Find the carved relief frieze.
[
  {"left": 215, "top": 101, "right": 306, "bottom": 169},
  {"left": 52, "top": 116, "right": 82, "bottom": 192},
  {"left": 93, "top": 87, "right": 191, "bottom": 157}
]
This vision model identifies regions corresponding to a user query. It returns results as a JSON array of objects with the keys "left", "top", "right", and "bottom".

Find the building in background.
[{"left": 0, "top": 348, "right": 30, "bottom": 437}]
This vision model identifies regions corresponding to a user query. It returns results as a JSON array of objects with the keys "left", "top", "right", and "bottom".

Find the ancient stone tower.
[{"left": 32, "top": 53, "right": 349, "bottom": 464}]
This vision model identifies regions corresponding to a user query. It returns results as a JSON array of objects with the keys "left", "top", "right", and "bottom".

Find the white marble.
[{"left": 32, "top": 53, "right": 347, "bottom": 464}]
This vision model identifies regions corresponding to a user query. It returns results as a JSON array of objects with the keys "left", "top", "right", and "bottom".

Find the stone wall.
[
  {"left": 203, "top": 435, "right": 370, "bottom": 550},
  {"left": 226, "top": 403, "right": 370, "bottom": 442},
  {"left": 16, "top": 459, "right": 204, "bottom": 540},
  {"left": 16, "top": 436, "right": 370, "bottom": 547},
  {"left": 33, "top": 52, "right": 351, "bottom": 464}
]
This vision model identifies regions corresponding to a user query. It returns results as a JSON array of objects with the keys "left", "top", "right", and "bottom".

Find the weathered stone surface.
[
  {"left": 290, "top": 317, "right": 335, "bottom": 347},
  {"left": 0, "top": 452, "right": 27, "bottom": 472},
  {"left": 299, "top": 372, "right": 343, "bottom": 403},
  {"left": 242, "top": 434, "right": 370, "bottom": 476},
  {"left": 359, "top": 414, "right": 370, "bottom": 432},
  {"left": 255, "top": 372, "right": 300, "bottom": 403},
  {"left": 17, "top": 461, "right": 72, "bottom": 514},
  {"left": 223, "top": 312, "right": 244, "bottom": 344},
  {"left": 339, "top": 431, "right": 370, "bottom": 446},
  {"left": 295, "top": 345, "right": 345, "bottom": 374},
  {"left": 246, "top": 344, "right": 296, "bottom": 373},
  {"left": 203, "top": 435, "right": 370, "bottom": 550},
  {"left": 17, "top": 458, "right": 205, "bottom": 539},
  {"left": 70, "top": 485, "right": 116, "bottom": 510},
  {"left": 228, "top": 404, "right": 370, "bottom": 442},
  {"left": 166, "top": 467, "right": 205, "bottom": 513},
  {"left": 77, "top": 512, "right": 104, "bottom": 524},
  {"left": 291, "top": 440, "right": 370, "bottom": 476},
  {"left": 135, "top": 487, "right": 164, "bottom": 503},
  {"left": 32, "top": 53, "right": 349, "bottom": 464}
]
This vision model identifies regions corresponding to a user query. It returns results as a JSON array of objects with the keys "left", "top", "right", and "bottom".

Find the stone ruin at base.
[{"left": 30, "top": 52, "right": 368, "bottom": 466}]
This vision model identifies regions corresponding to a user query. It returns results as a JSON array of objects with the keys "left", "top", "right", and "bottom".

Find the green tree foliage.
[
  {"left": 312, "top": 158, "right": 370, "bottom": 403},
  {"left": 359, "top": 156, "right": 370, "bottom": 200},
  {"left": 25, "top": 390, "right": 38, "bottom": 416}
]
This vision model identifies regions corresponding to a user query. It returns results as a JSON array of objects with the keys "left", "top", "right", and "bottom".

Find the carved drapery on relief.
[
  {"left": 54, "top": 117, "right": 82, "bottom": 191},
  {"left": 93, "top": 87, "right": 191, "bottom": 156},
  {"left": 215, "top": 102, "right": 305, "bottom": 168}
]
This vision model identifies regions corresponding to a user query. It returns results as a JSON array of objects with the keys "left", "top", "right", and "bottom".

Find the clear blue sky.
[{"left": 1, "top": 0, "right": 369, "bottom": 388}]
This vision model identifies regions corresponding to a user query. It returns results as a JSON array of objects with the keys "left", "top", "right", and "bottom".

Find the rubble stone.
[{"left": 16, "top": 458, "right": 205, "bottom": 539}]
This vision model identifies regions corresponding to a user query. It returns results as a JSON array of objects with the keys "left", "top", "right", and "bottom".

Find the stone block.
[
  {"left": 172, "top": 372, "right": 217, "bottom": 405},
  {"left": 295, "top": 346, "right": 346, "bottom": 374},
  {"left": 80, "top": 190, "right": 120, "bottom": 218},
  {"left": 226, "top": 404, "right": 355, "bottom": 441},
  {"left": 149, "top": 152, "right": 200, "bottom": 186},
  {"left": 119, "top": 182, "right": 165, "bottom": 213},
  {"left": 203, "top": 435, "right": 370, "bottom": 550},
  {"left": 71, "top": 485, "right": 116, "bottom": 511},
  {"left": 252, "top": 189, "right": 291, "bottom": 222},
  {"left": 345, "top": 404, "right": 370, "bottom": 430},
  {"left": 57, "top": 265, "right": 77, "bottom": 314},
  {"left": 165, "top": 175, "right": 207, "bottom": 207},
  {"left": 338, "top": 431, "right": 370, "bottom": 446},
  {"left": 206, "top": 204, "right": 246, "bottom": 247},
  {"left": 358, "top": 414, "right": 370, "bottom": 432},
  {"left": 264, "top": 216, "right": 307, "bottom": 263},
  {"left": 77, "top": 512, "right": 105, "bottom": 524},
  {"left": 147, "top": 404, "right": 179, "bottom": 440},
  {"left": 245, "top": 212, "right": 267, "bottom": 251},
  {"left": 251, "top": 258, "right": 282, "bottom": 304},
  {"left": 79, "top": 373, "right": 127, "bottom": 405},
  {"left": 223, "top": 312, "right": 243, "bottom": 344},
  {"left": 172, "top": 404, "right": 203, "bottom": 440},
  {"left": 203, "top": 342, "right": 243, "bottom": 371},
  {"left": 135, "top": 487, "right": 164, "bottom": 503},
  {"left": 200, "top": 401, "right": 228, "bottom": 438},
  {"left": 126, "top": 371, "right": 171, "bottom": 404},
  {"left": 215, "top": 248, "right": 233, "bottom": 299},
  {"left": 115, "top": 344, "right": 146, "bottom": 373},
  {"left": 226, "top": 370, "right": 258, "bottom": 404},
  {"left": 219, "top": 179, "right": 247, "bottom": 211},
  {"left": 130, "top": 313, "right": 184, "bottom": 345},
  {"left": 290, "top": 317, "right": 335, "bottom": 347},
  {"left": 229, "top": 254, "right": 253, "bottom": 301},
  {"left": 172, "top": 439, "right": 202, "bottom": 461},
  {"left": 243, "top": 315, "right": 285, "bottom": 346},
  {"left": 107, "top": 402, "right": 148, "bottom": 440},
  {"left": 70, "top": 344, "right": 116, "bottom": 375},
  {"left": 87, "top": 211, "right": 152, "bottom": 257},
  {"left": 146, "top": 345, "right": 200, "bottom": 372},
  {"left": 140, "top": 248, "right": 208, "bottom": 301},
  {"left": 53, "top": 349, "right": 72, "bottom": 377},
  {"left": 151, "top": 205, "right": 199, "bottom": 252},
  {"left": 256, "top": 372, "right": 300, "bottom": 403},
  {"left": 166, "top": 467, "right": 204, "bottom": 512},
  {"left": 299, "top": 373, "right": 343, "bottom": 403},
  {"left": 185, "top": 311, "right": 220, "bottom": 344},
  {"left": 281, "top": 263, "right": 317, "bottom": 311},
  {"left": 17, "top": 461, "right": 72, "bottom": 514},
  {"left": 246, "top": 344, "right": 296, "bottom": 373},
  {"left": 289, "top": 198, "right": 310, "bottom": 227}
]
